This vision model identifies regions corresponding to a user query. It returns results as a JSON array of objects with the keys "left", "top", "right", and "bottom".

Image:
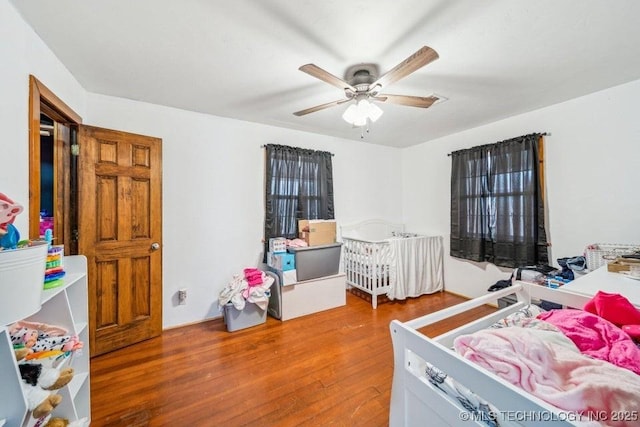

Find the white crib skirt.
[{"left": 387, "top": 235, "right": 444, "bottom": 300}]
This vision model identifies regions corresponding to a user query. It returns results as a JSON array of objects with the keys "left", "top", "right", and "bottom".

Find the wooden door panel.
[
  {"left": 78, "top": 125, "right": 162, "bottom": 356},
  {"left": 131, "top": 178, "right": 151, "bottom": 238},
  {"left": 96, "top": 176, "right": 118, "bottom": 240},
  {"left": 95, "top": 260, "right": 118, "bottom": 329},
  {"left": 132, "top": 256, "right": 151, "bottom": 319}
]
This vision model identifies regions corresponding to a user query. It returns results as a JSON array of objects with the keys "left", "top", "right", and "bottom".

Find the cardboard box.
[
  {"left": 607, "top": 257, "right": 640, "bottom": 273},
  {"left": 267, "top": 252, "right": 296, "bottom": 271},
  {"left": 298, "top": 219, "right": 336, "bottom": 246}
]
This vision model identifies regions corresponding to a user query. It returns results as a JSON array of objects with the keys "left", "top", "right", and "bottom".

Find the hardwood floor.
[{"left": 90, "top": 290, "right": 495, "bottom": 426}]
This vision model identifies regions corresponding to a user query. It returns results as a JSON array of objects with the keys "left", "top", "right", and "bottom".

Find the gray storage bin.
[
  {"left": 287, "top": 243, "right": 342, "bottom": 282},
  {"left": 223, "top": 301, "right": 267, "bottom": 332},
  {"left": 265, "top": 270, "right": 282, "bottom": 320}
]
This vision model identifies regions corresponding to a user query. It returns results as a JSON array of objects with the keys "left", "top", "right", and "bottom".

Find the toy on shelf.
[
  {"left": 44, "top": 417, "right": 89, "bottom": 427},
  {"left": 44, "top": 242, "right": 65, "bottom": 289},
  {"left": 22, "top": 382, "right": 63, "bottom": 419},
  {"left": 0, "top": 192, "right": 24, "bottom": 250},
  {"left": 19, "top": 362, "right": 74, "bottom": 391},
  {"left": 9, "top": 319, "right": 82, "bottom": 421},
  {"left": 9, "top": 320, "right": 83, "bottom": 360}
]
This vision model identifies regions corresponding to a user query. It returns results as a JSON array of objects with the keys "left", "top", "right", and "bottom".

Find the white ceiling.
[{"left": 11, "top": 0, "right": 640, "bottom": 148}]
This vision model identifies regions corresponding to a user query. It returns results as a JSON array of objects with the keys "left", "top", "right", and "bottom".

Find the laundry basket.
[
  {"left": 584, "top": 243, "right": 640, "bottom": 271},
  {"left": 0, "top": 241, "right": 48, "bottom": 324}
]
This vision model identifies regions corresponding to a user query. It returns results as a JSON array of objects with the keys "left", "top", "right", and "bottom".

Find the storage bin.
[
  {"left": 0, "top": 241, "right": 48, "bottom": 325},
  {"left": 223, "top": 302, "right": 267, "bottom": 332},
  {"left": 267, "top": 252, "right": 295, "bottom": 271},
  {"left": 287, "top": 242, "right": 342, "bottom": 282},
  {"left": 268, "top": 237, "right": 287, "bottom": 254},
  {"left": 585, "top": 243, "right": 640, "bottom": 270}
]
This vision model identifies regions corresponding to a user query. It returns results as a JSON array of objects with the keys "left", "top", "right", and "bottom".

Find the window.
[
  {"left": 264, "top": 144, "right": 334, "bottom": 257},
  {"left": 450, "top": 134, "right": 548, "bottom": 268}
]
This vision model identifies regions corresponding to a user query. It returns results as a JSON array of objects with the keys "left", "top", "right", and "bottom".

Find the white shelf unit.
[{"left": 0, "top": 255, "right": 90, "bottom": 426}]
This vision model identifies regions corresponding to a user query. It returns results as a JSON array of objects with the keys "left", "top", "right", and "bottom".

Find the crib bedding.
[
  {"left": 343, "top": 231, "right": 444, "bottom": 308},
  {"left": 414, "top": 305, "right": 640, "bottom": 427}
]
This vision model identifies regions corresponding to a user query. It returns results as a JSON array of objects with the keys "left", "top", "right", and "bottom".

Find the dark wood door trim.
[{"left": 28, "top": 75, "right": 82, "bottom": 243}]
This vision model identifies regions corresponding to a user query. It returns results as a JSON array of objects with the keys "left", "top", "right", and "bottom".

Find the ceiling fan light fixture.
[
  {"left": 342, "top": 103, "right": 358, "bottom": 123},
  {"left": 342, "top": 98, "right": 384, "bottom": 127},
  {"left": 367, "top": 102, "right": 384, "bottom": 122},
  {"left": 353, "top": 116, "right": 367, "bottom": 127}
]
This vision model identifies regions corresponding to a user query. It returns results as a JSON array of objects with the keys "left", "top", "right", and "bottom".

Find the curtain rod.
[
  {"left": 446, "top": 132, "right": 550, "bottom": 157},
  {"left": 260, "top": 144, "right": 335, "bottom": 156}
]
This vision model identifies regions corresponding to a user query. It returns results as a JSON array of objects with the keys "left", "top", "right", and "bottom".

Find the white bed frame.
[
  {"left": 389, "top": 282, "right": 605, "bottom": 426},
  {"left": 341, "top": 219, "right": 405, "bottom": 308}
]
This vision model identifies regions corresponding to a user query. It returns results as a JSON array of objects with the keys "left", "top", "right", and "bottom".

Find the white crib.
[{"left": 341, "top": 219, "right": 444, "bottom": 308}]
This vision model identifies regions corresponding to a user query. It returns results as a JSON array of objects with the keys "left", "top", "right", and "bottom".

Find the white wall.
[
  {"left": 6, "top": 0, "right": 640, "bottom": 327},
  {"left": 0, "top": 0, "right": 86, "bottom": 234},
  {"left": 2, "top": 0, "right": 403, "bottom": 329},
  {"left": 85, "top": 94, "right": 403, "bottom": 327},
  {"left": 402, "top": 79, "right": 640, "bottom": 299}
]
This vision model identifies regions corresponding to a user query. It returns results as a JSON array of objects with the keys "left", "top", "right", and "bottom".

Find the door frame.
[{"left": 28, "top": 75, "right": 82, "bottom": 251}]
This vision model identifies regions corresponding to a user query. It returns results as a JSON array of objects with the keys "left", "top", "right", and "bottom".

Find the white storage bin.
[
  {"left": 268, "top": 237, "right": 287, "bottom": 254},
  {"left": 0, "top": 241, "right": 48, "bottom": 325}
]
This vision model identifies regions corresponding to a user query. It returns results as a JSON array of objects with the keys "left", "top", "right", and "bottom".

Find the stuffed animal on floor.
[
  {"left": 19, "top": 363, "right": 74, "bottom": 391},
  {"left": 21, "top": 383, "right": 62, "bottom": 419}
]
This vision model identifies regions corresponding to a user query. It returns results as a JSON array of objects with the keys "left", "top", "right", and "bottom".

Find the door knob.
[{"left": 151, "top": 242, "right": 160, "bottom": 251}]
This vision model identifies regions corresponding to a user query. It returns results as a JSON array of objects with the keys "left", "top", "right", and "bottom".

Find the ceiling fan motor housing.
[{"left": 344, "top": 63, "right": 379, "bottom": 95}]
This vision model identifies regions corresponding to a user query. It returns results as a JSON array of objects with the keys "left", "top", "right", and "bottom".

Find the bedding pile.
[{"left": 451, "top": 295, "right": 640, "bottom": 427}]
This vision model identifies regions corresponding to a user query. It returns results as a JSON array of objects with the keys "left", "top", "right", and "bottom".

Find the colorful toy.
[
  {"left": 9, "top": 321, "right": 82, "bottom": 357},
  {"left": 0, "top": 193, "right": 23, "bottom": 249}
]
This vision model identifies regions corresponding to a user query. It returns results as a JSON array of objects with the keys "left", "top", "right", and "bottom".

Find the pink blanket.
[
  {"left": 537, "top": 309, "right": 640, "bottom": 375},
  {"left": 454, "top": 327, "right": 640, "bottom": 426}
]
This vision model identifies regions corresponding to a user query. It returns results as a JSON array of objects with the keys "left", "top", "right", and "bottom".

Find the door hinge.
[
  {"left": 72, "top": 229, "right": 79, "bottom": 242},
  {"left": 71, "top": 144, "right": 80, "bottom": 156}
]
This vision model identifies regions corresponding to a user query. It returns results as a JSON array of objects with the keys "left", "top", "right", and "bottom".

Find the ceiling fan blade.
[
  {"left": 373, "top": 94, "right": 439, "bottom": 108},
  {"left": 299, "top": 64, "right": 356, "bottom": 93},
  {"left": 369, "top": 46, "right": 439, "bottom": 91},
  {"left": 293, "top": 99, "right": 350, "bottom": 116}
]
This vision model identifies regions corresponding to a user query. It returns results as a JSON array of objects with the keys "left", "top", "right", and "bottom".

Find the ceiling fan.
[{"left": 293, "top": 45, "right": 440, "bottom": 127}]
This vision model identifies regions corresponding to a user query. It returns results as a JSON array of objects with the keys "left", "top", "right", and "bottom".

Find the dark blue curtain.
[
  {"left": 264, "top": 144, "right": 334, "bottom": 259},
  {"left": 450, "top": 133, "right": 548, "bottom": 268}
]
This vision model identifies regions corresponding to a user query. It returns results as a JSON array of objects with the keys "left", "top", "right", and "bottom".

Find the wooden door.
[{"left": 77, "top": 125, "right": 163, "bottom": 356}]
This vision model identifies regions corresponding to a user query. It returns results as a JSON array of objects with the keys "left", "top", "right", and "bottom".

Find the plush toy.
[
  {"left": 43, "top": 417, "right": 89, "bottom": 427},
  {"left": 21, "top": 383, "right": 63, "bottom": 419},
  {"left": 9, "top": 326, "right": 38, "bottom": 348},
  {"left": 0, "top": 192, "right": 23, "bottom": 249},
  {"left": 19, "top": 363, "right": 74, "bottom": 391},
  {"left": 12, "top": 320, "right": 68, "bottom": 338},
  {"left": 13, "top": 345, "right": 31, "bottom": 361},
  {"left": 31, "top": 334, "right": 83, "bottom": 353},
  {"left": 9, "top": 322, "right": 82, "bottom": 355}
]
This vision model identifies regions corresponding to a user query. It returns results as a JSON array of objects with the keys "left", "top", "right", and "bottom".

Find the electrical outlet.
[{"left": 178, "top": 289, "right": 187, "bottom": 305}]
